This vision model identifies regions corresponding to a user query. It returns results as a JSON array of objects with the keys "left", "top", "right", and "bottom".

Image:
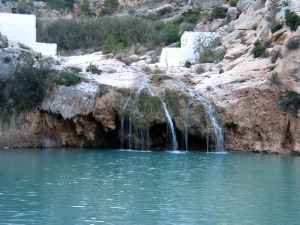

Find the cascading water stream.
[
  {"left": 162, "top": 102, "right": 178, "bottom": 150},
  {"left": 136, "top": 71, "right": 179, "bottom": 150},
  {"left": 173, "top": 79, "right": 224, "bottom": 152},
  {"left": 183, "top": 99, "right": 193, "bottom": 151},
  {"left": 120, "top": 96, "right": 131, "bottom": 149}
]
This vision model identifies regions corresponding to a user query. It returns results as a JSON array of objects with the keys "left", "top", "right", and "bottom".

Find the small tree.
[
  {"left": 163, "top": 22, "right": 180, "bottom": 45},
  {"left": 102, "top": 34, "right": 124, "bottom": 54},
  {"left": 285, "top": 9, "right": 300, "bottom": 31},
  {"left": 252, "top": 40, "right": 266, "bottom": 58}
]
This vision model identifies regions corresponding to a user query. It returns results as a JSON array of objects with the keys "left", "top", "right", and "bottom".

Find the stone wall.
[{"left": 0, "top": 13, "right": 57, "bottom": 55}]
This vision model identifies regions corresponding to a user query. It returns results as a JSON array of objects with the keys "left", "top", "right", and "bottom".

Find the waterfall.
[
  {"left": 120, "top": 117, "right": 125, "bottom": 149},
  {"left": 128, "top": 116, "right": 133, "bottom": 149},
  {"left": 184, "top": 99, "right": 192, "bottom": 151},
  {"left": 174, "top": 79, "right": 224, "bottom": 152},
  {"left": 162, "top": 102, "right": 178, "bottom": 150}
]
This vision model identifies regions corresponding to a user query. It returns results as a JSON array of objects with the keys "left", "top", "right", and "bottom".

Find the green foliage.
[
  {"left": 97, "top": 84, "right": 109, "bottom": 97},
  {"left": 157, "top": 6, "right": 172, "bottom": 17},
  {"left": 269, "top": 72, "right": 281, "bottom": 85},
  {"left": 196, "top": 65, "right": 206, "bottom": 74},
  {"left": 86, "top": 63, "right": 102, "bottom": 74},
  {"left": 46, "top": 0, "right": 75, "bottom": 10},
  {"left": 37, "top": 16, "right": 165, "bottom": 51},
  {"left": 102, "top": 0, "right": 119, "bottom": 15},
  {"left": 271, "top": 48, "right": 281, "bottom": 63},
  {"left": 174, "top": 10, "right": 204, "bottom": 25},
  {"left": 194, "top": 35, "right": 226, "bottom": 63},
  {"left": 252, "top": 40, "right": 266, "bottom": 58},
  {"left": 56, "top": 68, "right": 82, "bottom": 86},
  {"left": 285, "top": 9, "right": 300, "bottom": 31},
  {"left": 17, "top": 0, "right": 33, "bottom": 14},
  {"left": 102, "top": 34, "right": 124, "bottom": 54},
  {"left": 179, "top": 22, "right": 195, "bottom": 33},
  {"left": 184, "top": 61, "right": 192, "bottom": 68},
  {"left": 0, "top": 55, "right": 51, "bottom": 123},
  {"left": 278, "top": 91, "right": 300, "bottom": 115},
  {"left": 285, "top": 36, "right": 300, "bottom": 50},
  {"left": 138, "top": 89, "right": 162, "bottom": 116},
  {"left": 229, "top": 0, "right": 238, "bottom": 7},
  {"left": 150, "top": 74, "right": 171, "bottom": 84},
  {"left": 210, "top": 7, "right": 227, "bottom": 20},
  {"left": 163, "top": 22, "right": 180, "bottom": 45},
  {"left": 3, "top": 56, "right": 11, "bottom": 63},
  {"left": 81, "top": 0, "right": 92, "bottom": 15}
]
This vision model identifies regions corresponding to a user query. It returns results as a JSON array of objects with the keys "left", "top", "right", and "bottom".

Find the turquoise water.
[{"left": 0, "top": 149, "right": 300, "bottom": 225}]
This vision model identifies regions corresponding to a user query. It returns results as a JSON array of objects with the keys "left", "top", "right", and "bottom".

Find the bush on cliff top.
[
  {"left": 37, "top": 16, "right": 165, "bottom": 51},
  {"left": 0, "top": 53, "right": 51, "bottom": 124}
]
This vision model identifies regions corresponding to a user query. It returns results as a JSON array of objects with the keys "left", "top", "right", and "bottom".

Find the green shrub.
[
  {"left": 285, "top": 36, "right": 300, "bottom": 49},
  {"left": 163, "top": 22, "right": 180, "bottom": 45},
  {"left": 229, "top": 0, "right": 238, "bottom": 7},
  {"left": 252, "top": 40, "right": 266, "bottom": 58},
  {"left": 174, "top": 10, "right": 203, "bottom": 25},
  {"left": 66, "top": 66, "right": 82, "bottom": 73},
  {"left": 184, "top": 61, "right": 192, "bottom": 68},
  {"left": 179, "top": 22, "right": 195, "bottom": 33},
  {"left": 101, "top": 0, "right": 119, "bottom": 15},
  {"left": 285, "top": 9, "right": 300, "bottom": 31},
  {"left": 81, "top": 0, "right": 92, "bottom": 15},
  {"left": 102, "top": 34, "right": 124, "bottom": 54},
  {"left": 278, "top": 91, "right": 300, "bottom": 115},
  {"left": 86, "top": 63, "right": 102, "bottom": 74},
  {"left": 271, "top": 48, "right": 281, "bottom": 63},
  {"left": 194, "top": 35, "right": 226, "bottom": 63},
  {"left": 56, "top": 70, "right": 82, "bottom": 86},
  {"left": 157, "top": 6, "right": 172, "bottom": 17},
  {"left": 195, "top": 65, "right": 206, "bottom": 74},
  {"left": 210, "top": 7, "right": 227, "bottom": 20},
  {"left": 269, "top": 72, "right": 281, "bottom": 85},
  {"left": 3, "top": 56, "right": 11, "bottom": 63},
  {"left": 0, "top": 55, "right": 51, "bottom": 123},
  {"left": 37, "top": 16, "right": 165, "bottom": 51},
  {"left": 17, "top": 0, "right": 34, "bottom": 14},
  {"left": 46, "top": 0, "right": 75, "bottom": 11}
]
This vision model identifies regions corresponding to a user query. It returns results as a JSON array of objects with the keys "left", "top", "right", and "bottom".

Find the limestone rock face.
[
  {"left": 191, "top": 0, "right": 224, "bottom": 9},
  {"left": 41, "top": 83, "right": 99, "bottom": 119}
]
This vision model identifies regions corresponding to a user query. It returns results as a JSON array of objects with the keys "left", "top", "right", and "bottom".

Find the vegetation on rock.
[
  {"left": 252, "top": 40, "right": 266, "bottom": 58},
  {"left": 0, "top": 53, "right": 51, "bottom": 124},
  {"left": 285, "top": 9, "right": 300, "bottom": 31},
  {"left": 194, "top": 36, "right": 226, "bottom": 63},
  {"left": 278, "top": 91, "right": 300, "bottom": 115}
]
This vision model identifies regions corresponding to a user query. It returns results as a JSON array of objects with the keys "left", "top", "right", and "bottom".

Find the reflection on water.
[{"left": 0, "top": 148, "right": 300, "bottom": 224}]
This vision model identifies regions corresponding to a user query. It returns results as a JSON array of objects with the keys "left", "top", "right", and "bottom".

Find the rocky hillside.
[{"left": 0, "top": 0, "right": 300, "bottom": 154}]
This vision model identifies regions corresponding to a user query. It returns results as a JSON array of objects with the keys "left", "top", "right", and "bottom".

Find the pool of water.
[{"left": 0, "top": 148, "right": 300, "bottom": 224}]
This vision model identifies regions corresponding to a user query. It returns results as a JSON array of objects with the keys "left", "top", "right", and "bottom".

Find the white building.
[
  {"left": 160, "top": 32, "right": 219, "bottom": 67},
  {"left": 0, "top": 13, "right": 57, "bottom": 55}
]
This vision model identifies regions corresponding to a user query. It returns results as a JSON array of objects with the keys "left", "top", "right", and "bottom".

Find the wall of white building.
[
  {"left": 160, "top": 32, "right": 219, "bottom": 67},
  {"left": 0, "top": 13, "right": 57, "bottom": 55}
]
